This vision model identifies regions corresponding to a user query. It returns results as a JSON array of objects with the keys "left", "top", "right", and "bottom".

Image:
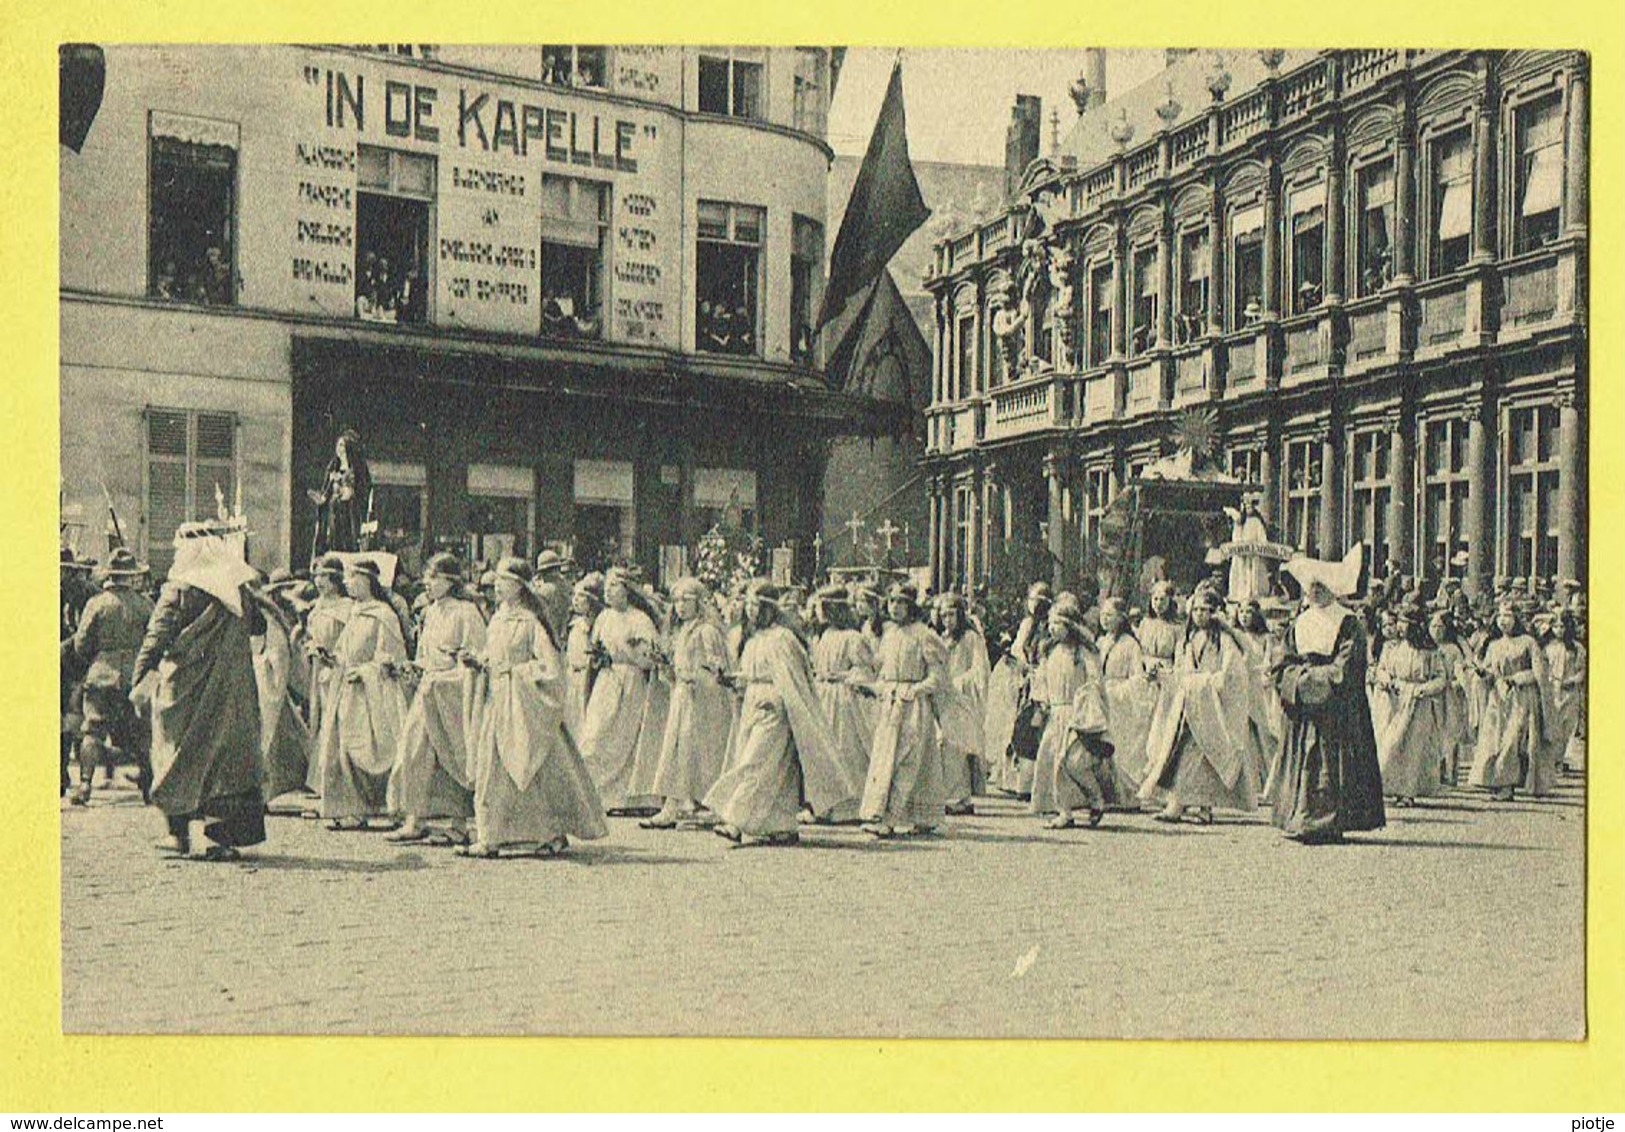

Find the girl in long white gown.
[
  {"left": 460, "top": 557, "right": 608, "bottom": 859},
  {"left": 578, "top": 568, "right": 662, "bottom": 812},
  {"left": 644, "top": 578, "right": 735, "bottom": 828}
]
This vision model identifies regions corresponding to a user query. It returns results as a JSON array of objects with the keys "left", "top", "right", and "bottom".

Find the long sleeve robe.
[
  {"left": 316, "top": 599, "right": 409, "bottom": 819},
  {"left": 1099, "top": 631, "right": 1157, "bottom": 799},
  {"left": 860, "top": 620, "right": 951, "bottom": 827},
  {"left": 470, "top": 605, "right": 607, "bottom": 847},
  {"left": 651, "top": 619, "right": 736, "bottom": 803},
  {"left": 1543, "top": 640, "right": 1586, "bottom": 773},
  {"left": 811, "top": 627, "right": 877, "bottom": 798},
  {"left": 253, "top": 602, "right": 313, "bottom": 800},
  {"left": 1373, "top": 641, "right": 1449, "bottom": 799},
  {"left": 387, "top": 596, "right": 488, "bottom": 821},
  {"left": 938, "top": 627, "right": 991, "bottom": 802},
  {"left": 301, "top": 594, "right": 355, "bottom": 791},
  {"left": 577, "top": 606, "right": 660, "bottom": 809},
  {"left": 1139, "top": 627, "right": 1257, "bottom": 812},
  {"left": 1468, "top": 633, "right": 1550, "bottom": 793},
  {"left": 1027, "top": 642, "right": 1108, "bottom": 815}
]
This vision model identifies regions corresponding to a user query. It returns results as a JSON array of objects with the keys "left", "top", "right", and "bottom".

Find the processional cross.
[
  {"left": 845, "top": 511, "right": 865, "bottom": 565},
  {"left": 875, "top": 519, "right": 900, "bottom": 566}
]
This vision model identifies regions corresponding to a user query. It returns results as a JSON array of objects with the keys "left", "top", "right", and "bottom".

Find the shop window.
[
  {"left": 1513, "top": 93, "right": 1564, "bottom": 254},
  {"left": 355, "top": 145, "right": 435, "bottom": 325},
  {"left": 696, "top": 200, "right": 763, "bottom": 356},
  {"left": 1285, "top": 438, "right": 1324, "bottom": 557},
  {"left": 466, "top": 464, "right": 535, "bottom": 567},
  {"left": 793, "top": 48, "right": 827, "bottom": 135},
  {"left": 698, "top": 50, "right": 764, "bottom": 119},
  {"left": 1231, "top": 205, "right": 1264, "bottom": 329},
  {"left": 543, "top": 46, "right": 608, "bottom": 89},
  {"left": 1356, "top": 159, "right": 1395, "bottom": 297},
  {"left": 1130, "top": 245, "right": 1158, "bottom": 356},
  {"left": 1430, "top": 130, "right": 1473, "bottom": 276},
  {"left": 1288, "top": 184, "right": 1326, "bottom": 314},
  {"left": 955, "top": 314, "right": 975, "bottom": 400},
  {"left": 1504, "top": 404, "right": 1560, "bottom": 580},
  {"left": 143, "top": 408, "right": 236, "bottom": 579},
  {"left": 790, "top": 214, "right": 823, "bottom": 365},
  {"left": 1087, "top": 261, "right": 1113, "bottom": 367},
  {"left": 1348, "top": 430, "right": 1392, "bottom": 569},
  {"left": 148, "top": 116, "right": 238, "bottom": 306},
  {"left": 1176, "top": 226, "right": 1209, "bottom": 344},
  {"left": 370, "top": 461, "right": 427, "bottom": 575},
  {"left": 693, "top": 467, "right": 758, "bottom": 535},
  {"left": 1422, "top": 416, "right": 1471, "bottom": 580},
  {"left": 573, "top": 459, "right": 636, "bottom": 572},
  {"left": 541, "top": 175, "right": 609, "bottom": 340}
]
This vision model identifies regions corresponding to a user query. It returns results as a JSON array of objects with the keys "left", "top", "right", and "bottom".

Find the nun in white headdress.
[{"left": 1267, "top": 547, "right": 1386, "bottom": 844}]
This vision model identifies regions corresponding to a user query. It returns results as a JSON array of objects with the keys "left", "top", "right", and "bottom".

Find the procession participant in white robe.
[
  {"left": 1028, "top": 594, "right": 1114, "bottom": 829},
  {"left": 300, "top": 556, "right": 354, "bottom": 796},
  {"left": 803, "top": 584, "right": 875, "bottom": 824},
  {"left": 625, "top": 584, "right": 675, "bottom": 808},
  {"left": 1222, "top": 495, "right": 1272, "bottom": 603},
  {"left": 578, "top": 567, "right": 661, "bottom": 814},
  {"left": 458, "top": 557, "right": 608, "bottom": 859},
  {"left": 859, "top": 582, "right": 951, "bottom": 838},
  {"left": 643, "top": 577, "right": 735, "bottom": 829},
  {"left": 1231, "top": 599, "right": 1282, "bottom": 798},
  {"left": 563, "top": 572, "right": 603, "bottom": 739},
  {"left": 385, "top": 553, "right": 488, "bottom": 845},
  {"left": 1135, "top": 581, "right": 1183, "bottom": 678},
  {"left": 1430, "top": 611, "right": 1473, "bottom": 785},
  {"left": 1096, "top": 597, "right": 1157, "bottom": 803},
  {"left": 1367, "top": 609, "right": 1401, "bottom": 740},
  {"left": 1372, "top": 603, "right": 1450, "bottom": 805},
  {"left": 1139, "top": 585, "right": 1256, "bottom": 825},
  {"left": 706, "top": 580, "right": 845, "bottom": 848},
  {"left": 987, "top": 581, "right": 1053, "bottom": 798},
  {"left": 1543, "top": 611, "right": 1586, "bottom": 776},
  {"left": 253, "top": 596, "right": 314, "bottom": 808},
  {"left": 315, "top": 558, "right": 409, "bottom": 830},
  {"left": 1468, "top": 601, "right": 1550, "bottom": 801},
  {"left": 935, "top": 592, "right": 990, "bottom": 816},
  {"left": 850, "top": 581, "right": 887, "bottom": 658}
]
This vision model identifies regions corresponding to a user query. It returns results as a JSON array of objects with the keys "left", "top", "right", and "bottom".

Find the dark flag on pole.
[
  {"left": 815, "top": 57, "right": 930, "bottom": 332},
  {"left": 824, "top": 267, "right": 932, "bottom": 437},
  {"left": 60, "top": 44, "right": 106, "bottom": 154}
]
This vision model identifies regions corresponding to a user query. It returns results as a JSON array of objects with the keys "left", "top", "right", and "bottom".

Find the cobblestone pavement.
[{"left": 60, "top": 772, "right": 1586, "bottom": 1039}]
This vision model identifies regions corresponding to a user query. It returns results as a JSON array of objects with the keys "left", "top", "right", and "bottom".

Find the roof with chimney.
[{"left": 1059, "top": 48, "right": 1321, "bottom": 171}]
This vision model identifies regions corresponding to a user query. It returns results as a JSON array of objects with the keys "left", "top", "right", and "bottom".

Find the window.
[
  {"left": 148, "top": 114, "right": 238, "bottom": 306},
  {"left": 541, "top": 175, "right": 609, "bottom": 340},
  {"left": 1505, "top": 404, "right": 1560, "bottom": 580},
  {"left": 575, "top": 459, "right": 637, "bottom": 571},
  {"left": 356, "top": 145, "right": 435, "bottom": 324},
  {"left": 1231, "top": 205, "right": 1264, "bottom": 329},
  {"left": 698, "top": 50, "right": 764, "bottom": 119},
  {"left": 370, "top": 461, "right": 428, "bottom": 572},
  {"left": 1348, "top": 430, "right": 1392, "bottom": 569},
  {"left": 1356, "top": 159, "right": 1395, "bottom": 298},
  {"left": 1084, "top": 465, "right": 1115, "bottom": 546},
  {"left": 696, "top": 200, "right": 764, "bottom": 356},
  {"left": 693, "top": 467, "right": 758, "bottom": 535},
  {"left": 1177, "top": 226, "right": 1210, "bottom": 344},
  {"left": 1285, "top": 438, "right": 1324, "bottom": 557},
  {"left": 1229, "top": 446, "right": 1265, "bottom": 488},
  {"left": 466, "top": 464, "right": 535, "bottom": 566},
  {"left": 143, "top": 408, "right": 236, "bottom": 578},
  {"left": 790, "top": 214, "right": 823, "bottom": 365},
  {"left": 793, "top": 48, "right": 827, "bottom": 135},
  {"left": 1087, "top": 262, "right": 1113, "bottom": 367},
  {"left": 1130, "top": 245, "right": 1158, "bottom": 356},
  {"left": 955, "top": 314, "right": 975, "bottom": 400},
  {"left": 542, "top": 46, "right": 608, "bottom": 89},
  {"left": 1422, "top": 416, "right": 1472, "bottom": 580},
  {"left": 956, "top": 485, "right": 975, "bottom": 583},
  {"left": 1430, "top": 131, "right": 1473, "bottom": 276},
  {"left": 1513, "top": 94, "right": 1563, "bottom": 254},
  {"left": 1288, "top": 183, "right": 1326, "bottom": 314}
]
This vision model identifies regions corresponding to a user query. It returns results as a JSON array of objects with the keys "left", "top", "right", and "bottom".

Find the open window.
[
  {"left": 698, "top": 49, "right": 764, "bottom": 119},
  {"left": 1513, "top": 94, "right": 1563, "bottom": 254},
  {"left": 1130, "top": 244, "right": 1158, "bottom": 356},
  {"left": 793, "top": 48, "right": 827, "bottom": 135},
  {"left": 148, "top": 114, "right": 238, "bottom": 306},
  {"left": 543, "top": 46, "right": 608, "bottom": 89},
  {"left": 356, "top": 145, "right": 434, "bottom": 325},
  {"left": 1176, "top": 226, "right": 1209, "bottom": 344},
  {"left": 1230, "top": 204, "right": 1264, "bottom": 329},
  {"left": 1430, "top": 131, "right": 1473, "bottom": 275},
  {"left": 696, "top": 201, "right": 763, "bottom": 357},
  {"left": 540, "top": 176, "right": 608, "bottom": 340},
  {"left": 1288, "top": 183, "right": 1326, "bottom": 314},
  {"left": 1356, "top": 159, "right": 1395, "bottom": 297}
]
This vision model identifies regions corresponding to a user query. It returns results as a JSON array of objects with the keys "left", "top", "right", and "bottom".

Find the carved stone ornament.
[{"left": 1206, "top": 51, "right": 1233, "bottom": 102}]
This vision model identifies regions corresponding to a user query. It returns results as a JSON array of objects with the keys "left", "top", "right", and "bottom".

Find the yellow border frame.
[{"left": 4, "top": 0, "right": 1621, "bottom": 1111}]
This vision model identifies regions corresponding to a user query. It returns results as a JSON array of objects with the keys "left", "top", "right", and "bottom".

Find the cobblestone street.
[{"left": 60, "top": 774, "right": 1586, "bottom": 1039}]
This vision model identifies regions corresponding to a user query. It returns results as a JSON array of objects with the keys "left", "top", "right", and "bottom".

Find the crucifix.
[
  {"left": 844, "top": 511, "right": 865, "bottom": 565},
  {"left": 876, "top": 519, "right": 900, "bottom": 567}
]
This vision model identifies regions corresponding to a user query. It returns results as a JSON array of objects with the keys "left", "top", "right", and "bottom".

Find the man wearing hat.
[
  {"left": 534, "top": 548, "right": 573, "bottom": 643},
  {"left": 131, "top": 519, "right": 268, "bottom": 859},
  {"left": 68, "top": 548, "right": 156, "bottom": 806}
]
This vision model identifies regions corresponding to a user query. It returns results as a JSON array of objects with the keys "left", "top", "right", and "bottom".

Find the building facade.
[
  {"left": 922, "top": 49, "right": 1587, "bottom": 599},
  {"left": 61, "top": 43, "right": 901, "bottom": 581}
]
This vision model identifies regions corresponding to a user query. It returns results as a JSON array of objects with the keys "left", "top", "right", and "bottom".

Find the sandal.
[
  {"left": 1185, "top": 808, "right": 1214, "bottom": 826},
  {"left": 385, "top": 827, "right": 430, "bottom": 843},
  {"left": 712, "top": 824, "right": 743, "bottom": 843},
  {"left": 639, "top": 814, "right": 680, "bottom": 830},
  {"left": 1045, "top": 815, "right": 1076, "bottom": 830},
  {"left": 944, "top": 801, "right": 975, "bottom": 816},
  {"left": 1087, "top": 809, "right": 1106, "bottom": 828},
  {"left": 534, "top": 837, "right": 568, "bottom": 858},
  {"left": 1152, "top": 810, "right": 1183, "bottom": 824},
  {"left": 737, "top": 831, "right": 799, "bottom": 848},
  {"left": 325, "top": 818, "right": 362, "bottom": 832},
  {"left": 456, "top": 842, "right": 500, "bottom": 859},
  {"left": 861, "top": 823, "right": 895, "bottom": 839},
  {"left": 198, "top": 844, "right": 241, "bottom": 862},
  {"left": 426, "top": 828, "right": 471, "bottom": 847}
]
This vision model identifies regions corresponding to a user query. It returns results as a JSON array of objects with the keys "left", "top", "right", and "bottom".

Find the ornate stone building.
[{"left": 922, "top": 49, "right": 1588, "bottom": 599}]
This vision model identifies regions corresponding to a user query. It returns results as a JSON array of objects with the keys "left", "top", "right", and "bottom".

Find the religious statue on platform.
[
  {"left": 306, "top": 429, "right": 373, "bottom": 561},
  {"left": 1222, "top": 494, "right": 1273, "bottom": 603}
]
